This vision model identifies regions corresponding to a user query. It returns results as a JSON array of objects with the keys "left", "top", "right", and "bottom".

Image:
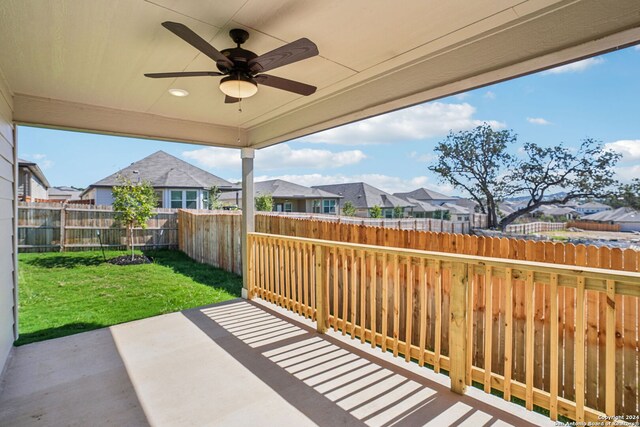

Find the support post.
[
  {"left": 241, "top": 147, "right": 255, "bottom": 299},
  {"left": 315, "top": 245, "right": 327, "bottom": 333},
  {"left": 449, "top": 261, "right": 469, "bottom": 394}
]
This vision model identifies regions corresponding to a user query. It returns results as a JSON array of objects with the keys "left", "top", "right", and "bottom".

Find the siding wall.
[{"left": 0, "top": 74, "right": 16, "bottom": 373}]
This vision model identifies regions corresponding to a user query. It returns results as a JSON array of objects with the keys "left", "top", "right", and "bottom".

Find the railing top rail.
[{"left": 249, "top": 232, "right": 640, "bottom": 284}]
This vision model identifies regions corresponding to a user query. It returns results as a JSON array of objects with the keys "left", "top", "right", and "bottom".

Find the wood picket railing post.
[
  {"left": 315, "top": 244, "right": 328, "bottom": 333},
  {"left": 449, "top": 261, "right": 469, "bottom": 394}
]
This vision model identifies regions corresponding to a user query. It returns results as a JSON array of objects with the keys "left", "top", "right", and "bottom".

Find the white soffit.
[{"left": 0, "top": 0, "right": 639, "bottom": 149}]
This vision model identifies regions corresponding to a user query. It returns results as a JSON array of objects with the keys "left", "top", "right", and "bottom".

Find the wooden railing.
[{"left": 248, "top": 232, "right": 640, "bottom": 424}]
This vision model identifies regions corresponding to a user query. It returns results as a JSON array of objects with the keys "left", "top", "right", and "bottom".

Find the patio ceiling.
[{"left": 1, "top": 0, "right": 639, "bottom": 149}]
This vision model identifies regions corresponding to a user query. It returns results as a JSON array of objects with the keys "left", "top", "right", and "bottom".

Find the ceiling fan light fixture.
[
  {"left": 219, "top": 73, "right": 258, "bottom": 99},
  {"left": 168, "top": 88, "right": 189, "bottom": 97}
]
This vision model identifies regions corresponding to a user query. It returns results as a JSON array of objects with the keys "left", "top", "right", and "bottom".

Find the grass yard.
[{"left": 16, "top": 249, "right": 243, "bottom": 345}]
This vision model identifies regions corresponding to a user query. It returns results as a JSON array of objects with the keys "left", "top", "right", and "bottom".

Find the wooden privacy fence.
[
  {"left": 505, "top": 221, "right": 567, "bottom": 234},
  {"left": 18, "top": 202, "right": 178, "bottom": 252},
  {"left": 568, "top": 221, "right": 621, "bottom": 232},
  {"left": 177, "top": 210, "right": 242, "bottom": 275},
  {"left": 259, "top": 212, "right": 471, "bottom": 233},
  {"left": 256, "top": 215, "right": 639, "bottom": 272},
  {"left": 247, "top": 232, "right": 640, "bottom": 424}
]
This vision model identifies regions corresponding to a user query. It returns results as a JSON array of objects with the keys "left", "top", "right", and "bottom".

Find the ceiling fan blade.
[
  {"left": 144, "top": 71, "right": 223, "bottom": 78},
  {"left": 225, "top": 96, "right": 240, "bottom": 104},
  {"left": 162, "top": 21, "right": 234, "bottom": 68},
  {"left": 255, "top": 74, "right": 316, "bottom": 96},
  {"left": 248, "top": 38, "right": 318, "bottom": 73}
]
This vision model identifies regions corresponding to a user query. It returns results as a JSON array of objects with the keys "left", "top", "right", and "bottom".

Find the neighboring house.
[
  {"left": 533, "top": 205, "right": 579, "bottom": 221},
  {"left": 576, "top": 201, "right": 612, "bottom": 215},
  {"left": 18, "top": 158, "right": 50, "bottom": 201},
  {"left": 581, "top": 207, "right": 640, "bottom": 232},
  {"left": 441, "top": 203, "right": 471, "bottom": 222},
  {"left": 394, "top": 196, "right": 447, "bottom": 219},
  {"left": 81, "top": 151, "right": 238, "bottom": 208},
  {"left": 313, "top": 182, "right": 414, "bottom": 218},
  {"left": 48, "top": 186, "right": 83, "bottom": 201},
  {"left": 393, "top": 187, "right": 457, "bottom": 206},
  {"left": 219, "top": 179, "right": 342, "bottom": 214}
]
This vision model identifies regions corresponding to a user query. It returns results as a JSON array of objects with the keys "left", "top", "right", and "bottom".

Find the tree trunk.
[{"left": 130, "top": 225, "right": 134, "bottom": 260}]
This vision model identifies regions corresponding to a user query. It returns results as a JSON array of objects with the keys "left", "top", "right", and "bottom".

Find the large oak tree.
[{"left": 428, "top": 124, "right": 621, "bottom": 230}]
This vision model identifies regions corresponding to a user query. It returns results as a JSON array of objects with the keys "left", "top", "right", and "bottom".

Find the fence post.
[
  {"left": 314, "top": 245, "right": 328, "bottom": 333},
  {"left": 449, "top": 261, "right": 469, "bottom": 394},
  {"left": 59, "top": 205, "right": 66, "bottom": 252}
]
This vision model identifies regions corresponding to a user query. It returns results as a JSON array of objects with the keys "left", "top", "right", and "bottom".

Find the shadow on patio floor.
[{"left": 185, "top": 299, "right": 549, "bottom": 427}]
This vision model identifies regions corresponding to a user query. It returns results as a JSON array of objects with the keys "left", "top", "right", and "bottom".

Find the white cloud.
[
  {"left": 542, "top": 57, "right": 604, "bottom": 75},
  {"left": 526, "top": 117, "right": 551, "bottom": 125},
  {"left": 605, "top": 140, "right": 640, "bottom": 162},
  {"left": 484, "top": 91, "right": 496, "bottom": 100},
  {"left": 634, "top": 45, "right": 640, "bottom": 51},
  {"left": 302, "top": 102, "right": 504, "bottom": 145},
  {"left": 409, "top": 151, "right": 436, "bottom": 162},
  {"left": 605, "top": 140, "right": 640, "bottom": 182},
  {"left": 24, "top": 153, "right": 54, "bottom": 169},
  {"left": 250, "top": 173, "right": 456, "bottom": 195},
  {"left": 453, "top": 93, "right": 470, "bottom": 100},
  {"left": 182, "top": 144, "right": 366, "bottom": 171},
  {"left": 616, "top": 164, "right": 640, "bottom": 182}
]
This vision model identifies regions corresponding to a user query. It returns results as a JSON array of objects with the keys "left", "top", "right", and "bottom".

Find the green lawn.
[{"left": 16, "top": 250, "right": 242, "bottom": 345}]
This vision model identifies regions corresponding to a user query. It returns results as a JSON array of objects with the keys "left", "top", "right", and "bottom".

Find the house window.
[
  {"left": 186, "top": 190, "right": 197, "bottom": 209},
  {"left": 384, "top": 209, "right": 393, "bottom": 218},
  {"left": 170, "top": 190, "right": 199, "bottom": 209},
  {"left": 170, "top": 190, "right": 183, "bottom": 209},
  {"left": 284, "top": 202, "right": 292, "bottom": 212},
  {"left": 312, "top": 200, "right": 321, "bottom": 213},
  {"left": 155, "top": 190, "right": 163, "bottom": 208},
  {"left": 202, "top": 190, "right": 209, "bottom": 209},
  {"left": 323, "top": 199, "right": 336, "bottom": 214}
]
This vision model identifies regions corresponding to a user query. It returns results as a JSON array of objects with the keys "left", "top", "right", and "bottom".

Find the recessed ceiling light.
[{"left": 168, "top": 88, "right": 189, "bottom": 97}]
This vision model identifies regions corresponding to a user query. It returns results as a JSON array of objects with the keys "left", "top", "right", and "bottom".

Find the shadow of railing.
[{"left": 184, "top": 300, "right": 544, "bottom": 427}]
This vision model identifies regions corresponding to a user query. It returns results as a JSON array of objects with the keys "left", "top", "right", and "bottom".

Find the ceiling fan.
[{"left": 145, "top": 22, "right": 319, "bottom": 103}]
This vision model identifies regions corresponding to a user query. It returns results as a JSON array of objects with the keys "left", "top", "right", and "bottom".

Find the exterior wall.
[
  {"left": 620, "top": 222, "right": 640, "bottom": 232},
  {"left": 80, "top": 188, "right": 96, "bottom": 202},
  {"left": 273, "top": 198, "right": 306, "bottom": 212},
  {"left": 29, "top": 175, "right": 48, "bottom": 199},
  {"left": 0, "top": 75, "right": 16, "bottom": 373},
  {"left": 95, "top": 187, "right": 114, "bottom": 206}
]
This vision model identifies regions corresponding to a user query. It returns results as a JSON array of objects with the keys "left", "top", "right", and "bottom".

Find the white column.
[{"left": 241, "top": 147, "right": 255, "bottom": 299}]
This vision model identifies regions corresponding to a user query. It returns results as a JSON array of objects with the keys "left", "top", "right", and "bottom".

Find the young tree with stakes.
[{"left": 112, "top": 176, "right": 157, "bottom": 260}]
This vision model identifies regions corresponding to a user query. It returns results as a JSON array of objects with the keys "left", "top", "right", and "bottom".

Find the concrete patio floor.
[{"left": 0, "top": 299, "right": 553, "bottom": 426}]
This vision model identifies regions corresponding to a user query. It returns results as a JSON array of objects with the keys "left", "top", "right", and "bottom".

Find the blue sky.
[{"left": 19, "top": 45, "right": 640, "bottom": 196}]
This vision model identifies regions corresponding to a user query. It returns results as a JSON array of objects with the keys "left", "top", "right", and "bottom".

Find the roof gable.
[
  {"left": 313, "top": 182, "right": 414, "bottom": 209},
  {"left": 90, "top": 151, "right": 235, "bottom": 189}
]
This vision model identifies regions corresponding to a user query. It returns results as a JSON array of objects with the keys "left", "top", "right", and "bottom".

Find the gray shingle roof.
[
  {"left": 312, "top": 182, "right": 414, "bottom": 209},
  {"left": 394, "top": 187, "right": 455, "bottom": 201},
  {"left": 219, "top": 179, "right": 341, "bottom": 201},
  {"left": 578, "top": 201, "right": 611, "bottom": 209},
  {"left": 581, "top": 207, "right": 639, "bottom": 222},
  {"left": 401, "top": 197, "right": 442, "bottom": 213},
  {"left": 89, "top": 151, "right": 236, "bottom": 189},
  {"left": 442, "top": 202, "right": 469, "bottom": 214}
]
